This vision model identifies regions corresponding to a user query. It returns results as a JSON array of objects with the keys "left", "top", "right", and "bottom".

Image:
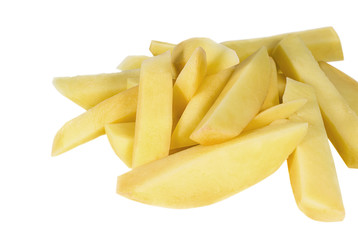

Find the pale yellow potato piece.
[
  {"left": 117, "top": 55, "right": 150, "bottom": 70},
  {"left": 191, "top": 47, "right": 271, "bottom": 145},
  {"left": 105, "top": 122, "right": 135, "bottom": 168},
  {"left": 243, "top": 99, "right": 307, "bottom": 132},
  {"left": 126, "top": 77, "right": 139, "bottom": 89},
  {"left": 53, "top": 69, "right": 140, "bottom": 110},
  {"left": 283, "top": 79, "right": 344, "bottom": 222},
  {"left": 261, "top": 58, "right": 279, "bottom": 110},
  {"left": 222, "top": 27, "right": 343, "bottom": 62},
  {"left": 277, "top": 72, "right": 286, "bottom": 102},
  {"left": 319, "top": 61, "right": 358, "bottom": 114},
  {"left": 272, "top": 35, "right": 358, "bottom": 168},
  {"left": 172, "top": 38, "right": 239, "bottom": 76},
  {"left": 171, "top": 66, "right": 235, "bottom": 150},
  {"left": 149, "top": 40, "right": 176, "bottom": 56},
  {"left": 173, "top": 47, "right": 207, "bottom": 127},
  {"left": 52, "top": 87, "right": 138, "bottom": 156},
  {"left": 132, "top": 52, "right": 173, "bottom": 168},
  {"left": 117, "top": 121, "right": 308, "bottom": 209},
  {"left": 278, "top": 62, "right": 358, "bottom": 109}
]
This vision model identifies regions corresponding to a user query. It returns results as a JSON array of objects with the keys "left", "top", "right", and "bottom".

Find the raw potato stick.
[
  {"left": 132, "top": 51, "right": 173, "bottom": 168},
  {"left": 283, "top": 79, "right": 344, "bottom": 222}
]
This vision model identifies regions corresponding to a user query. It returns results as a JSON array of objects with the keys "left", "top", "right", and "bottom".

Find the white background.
[{"left": 1, "top": 0, "right": 357, "bottom": 239}]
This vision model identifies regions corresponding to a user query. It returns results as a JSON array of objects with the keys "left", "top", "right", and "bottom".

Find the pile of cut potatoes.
[{"left": 52, "top": 27, "right": 358, "bottom": 222}]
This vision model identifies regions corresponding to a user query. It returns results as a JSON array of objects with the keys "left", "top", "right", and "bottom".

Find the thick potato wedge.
[{"left": 117, "top": 121, "right": 307, "bottom": 209}]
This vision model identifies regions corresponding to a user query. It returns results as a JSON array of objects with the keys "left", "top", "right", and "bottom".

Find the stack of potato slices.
[{"left": 52, "top": 27, "right": 358, "bottom": 222}]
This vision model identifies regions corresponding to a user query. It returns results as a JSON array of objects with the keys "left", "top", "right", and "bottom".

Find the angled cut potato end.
[{"left": 117, "top": 121, "right": 308, "bottom": 209}]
